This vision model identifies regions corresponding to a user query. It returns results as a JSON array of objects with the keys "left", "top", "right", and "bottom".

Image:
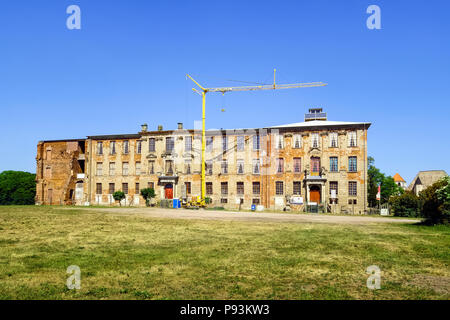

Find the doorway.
[
  {"left": 309, "top": 185, "right": 321, "bottom": 203},
  {"left": 164, "top": 184, "right": 174, "bottom": 199}
]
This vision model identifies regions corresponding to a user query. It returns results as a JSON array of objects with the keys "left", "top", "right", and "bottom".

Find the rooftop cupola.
[{"left": 305, "top": 108, "right": 327, "bottom": 122}]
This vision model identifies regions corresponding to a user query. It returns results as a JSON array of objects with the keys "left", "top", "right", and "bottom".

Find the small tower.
[{"left": 305, "top": 108, "right": 327, "bottom": 121}]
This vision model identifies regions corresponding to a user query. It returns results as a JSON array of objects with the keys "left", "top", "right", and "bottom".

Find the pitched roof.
[
  {"left": 408, "top": 170, "right": 448, "bottom": 190},
  {"left": 268, "top": 120, "right": 371, "bottom": 129},
  {"left": 393, "top": 173, "right": 406, "bottom": 182}
]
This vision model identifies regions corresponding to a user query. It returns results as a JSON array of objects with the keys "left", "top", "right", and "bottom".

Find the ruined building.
[{"left": 36, "top": 108, "right": 371, "bottom": 213}]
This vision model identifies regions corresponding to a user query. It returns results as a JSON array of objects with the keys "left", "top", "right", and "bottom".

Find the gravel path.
[{"left": 73, "top": 207, "right": 419, "bottom": 225}]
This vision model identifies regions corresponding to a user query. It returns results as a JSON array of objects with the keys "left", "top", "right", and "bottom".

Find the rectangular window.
[
  {"left": 122, "top": 162, "right": 129, "bottom": 176},
  {"left": 206, "top": 160, "right": 213, "bottom": 175},
  {"left": 252, "top": 159, "right": 260, "bottom": 174},
  {"left": 222, "top": 136, "right": 228, "bottom": 152},
  {"left": 135, "top": 162, "right": 141, "bottom": 175},
  {"left": 97, "top": 142, "right": 103, "bottom": 155},
  {"left": 276, "top": 158, "right": 284, "bottom": 173},
  {"left": 348, "top": 156, "right": 357, "bottom": 172},
  {"left": 221, "top": 198, "right": 228, "bottom": 204},
  {"left": 330, "top": 181, "right": 338, "bottom": 196},
  {"left": 276, "top": 134, "right": 284, "bottom": 149},
  {"left": 311, "top": 133, "right": 320, "bottom": 148},
  {"left": 206, "top": 182, "right": 213, "bottom": 195},
  {"left": 108, "top": 183, "right": 115, "bottom": 194},
  {"left": 237, "top": 136, "right": 245, "bottom": 151},
  {"left": 237, "top": 159, "right": 244, "bottom": 174},
  {"left": 349, "top": 181, "right": 357, "bottom": 196},
  {"left": 123, "top": 141, "right": 129, "bottom": 154},
  {"left": 276, "top": 181, "right": 284, "bottom": 195},
  {"left": 165, "top": 160, "right": 174, "bottom": 175},
  {"left": 293, "top": 135, "right": 302, "bottom": 148},
  {"left": 311, "top": 157, "right": 320, "bottom": 175},
  {"left": 149, "top": 138, "right": 155, "bottom": 152},
  {"left": 252, "top": 198, "right": 260, "bottom": 205},
  {"left": 253, "top": 135, "right": 260, "bottom": 150},
  {"left": 166, "top": 137, "right": 174, "bottom": 152},
  {"left": 348, "top": 131, "right": 357, "bottom": 147},
  {"left": 185, "top": 136, "right": 192, "bottom": 151},
  {"left": 96, "top": 183, "right": 102, "bottom": 195},
  {"left": 110, "top": 141, "right": 116, "bottom": 155},
  {"left": 185, "top": 160, "right": 192, "bottom": 174},
  {"left": 148, "top": 160, "right": 155, "bottom": 174},
  {"left": 293, "top": 181, "right": 302, "bottom": 195},
  {"left": 122, "top": 183, "right": 128, "bottom": 194},
  {"left": 252, "top": 182, "right": 260, "bottom": 195},
  {"left": 96, "top": 162, "right": 103, "bottom": 176},
  {"left": 330, "top": 157, "right": 338, "bottom": 172},
  {"left": 221, "top": 160, "right": 228, "bottom": 174},
  {"left": 109, "top": 162, "right": 115, "bottom": 176},
  {"left": 329, "top": 132, "right": 338, "bottom": 148},
  {"left": 185, "top": 182, "right": 191, "bottom": 194},
  {"left": 293, "top": 157, "right": 301, "bottom": 173},
  {"left": 148, "top": 182, "right": 154, "bottom": 189},
  {"left": 135, "top": 183, "right": 140, "bottom": 194},
  {"left": 136, "top": 140, "right": 142, "bottom": 154},
  {"left": 206, "top": 137, "right": 213, "bottom": 152},
  {"left": 221, "top": 182, "right": 228, "bottom": 195},
  {"left": 237, "top": 182, "right": 244, "bottom": 195}
]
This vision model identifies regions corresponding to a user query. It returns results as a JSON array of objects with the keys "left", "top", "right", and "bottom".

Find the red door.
[
  {"left": 165, "top": 185, "right": 173, "bottom": 199},
  {"left": 309, "top": 186, "right": 321, "bottom": 203}
]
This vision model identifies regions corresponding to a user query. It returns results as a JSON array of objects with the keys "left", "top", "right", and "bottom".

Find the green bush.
[
  {"left": 389, "top": 192, "right": 420, "bottom": 217},
  {"left": 0, "top": 171, "right": 36, "bottom": 205},
  {"left": 140, "top": 188, "right": 155, "bottom": 206},
  {"left": 112, "top": 191, "right": 125, "bottom": 206},
  {"left": 419, "top": 176, "right": 449, "bottom": 225}
]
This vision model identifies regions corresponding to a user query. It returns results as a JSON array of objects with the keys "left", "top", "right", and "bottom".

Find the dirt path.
[{"left": 69, "top": 207, "right": 419, "bottom": 225}]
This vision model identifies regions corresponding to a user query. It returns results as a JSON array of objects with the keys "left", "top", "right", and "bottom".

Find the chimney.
[
  {"left": 141, "top": 123, "right": 148, "bottom": 132},
  {"left": 177, "top": 122, "right": 183, "bottom": 130},
  {"left": 158, "top": 125, "right": 163, "bottom": 131}
]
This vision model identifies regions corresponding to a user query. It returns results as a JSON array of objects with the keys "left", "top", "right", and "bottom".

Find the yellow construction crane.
[{"left": 187, "top": 69, "right": 327, "bottom": 203}]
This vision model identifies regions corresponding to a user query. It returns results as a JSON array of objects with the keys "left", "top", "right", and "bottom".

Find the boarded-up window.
[
  {"left": 135, "top": 183, "right": 140, "bottom": 194},
  {"left": 221, "top": 182, "right": 228, "bottom": 195},
  {"left": 237, "top": 182, "right": 244, "bottom": 195},
  {"left": 148, "top": 182, "right": 154, "bottom": 189},
  {"left": 44, "top": 166, "right": 52, "bottom": 179},
  {"left": 293, "top": 181, "right": 302, "bottom": 195},
  {"left": 276, "top": 181, "right": 284, "bottom": 195},
  {"left": 96, "top": 183, "right": 102, "bottom": 195},
  {"left": 252, "top": 182, "right": 260, "bottom": 195},
  {"left": 185, "top": 182, "right": 191, "bottom": 194},
  {"left": 206, "top": 182, "right": 213, "bottom": 195}
]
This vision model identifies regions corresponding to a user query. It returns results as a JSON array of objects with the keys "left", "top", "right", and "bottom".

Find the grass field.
[{"left": 0, "top": 206, "right": 449, "bottom": 300}]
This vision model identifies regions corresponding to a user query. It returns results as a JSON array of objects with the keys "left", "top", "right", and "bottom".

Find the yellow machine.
[
  {"left": 182, "top": 196, "right": 205, "bottom": 210},
  {"left": 187, "top": 70, "right": 327, "bottom": 206}
]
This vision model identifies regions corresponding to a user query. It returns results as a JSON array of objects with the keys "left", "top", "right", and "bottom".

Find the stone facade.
[{"left": 36, "top": 110, "right": 371, "bottom": 214}]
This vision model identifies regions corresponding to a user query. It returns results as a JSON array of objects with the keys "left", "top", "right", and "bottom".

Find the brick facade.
[{"left": 36, "top": 110, "right": 371, "bottom": 213}]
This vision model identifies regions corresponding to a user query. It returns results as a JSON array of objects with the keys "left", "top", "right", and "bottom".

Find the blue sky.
[{"left": 0, "top": 0, "right": 449, "bottom": 183}]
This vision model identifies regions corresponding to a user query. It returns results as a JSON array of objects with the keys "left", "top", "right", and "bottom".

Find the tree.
[
  {"left": 381, "top": 176, "right": 403, "bottom": 204},
  {"left": 420, "top": 176, "right": 449, "bottom": 225},
  {"left": 112, "top": 191, "right": 125, "bottom": 206},
  {"left": 389, "top": 191, "right": 420, "bottom": 217},
  {"left": 140, "top": 188, "right": 155, "bottom": 207},
  {"left": 0, "top": 171, "right": 36, "bottom": 205}
]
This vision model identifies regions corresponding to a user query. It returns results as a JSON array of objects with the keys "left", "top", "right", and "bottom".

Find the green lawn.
[{"left": 0, "top": 206, "right": 448, "bottom": 300}]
